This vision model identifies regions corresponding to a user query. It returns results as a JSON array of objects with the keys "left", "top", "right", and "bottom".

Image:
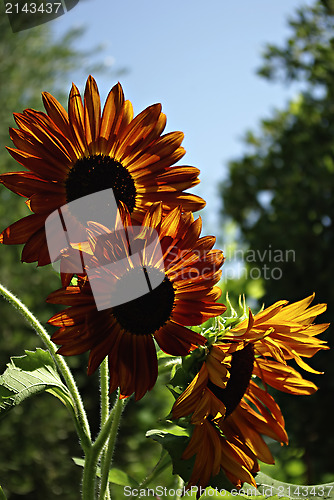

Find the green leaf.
[
  {"left": 147, "top": 430, "right": 234, "bottom": 491},
  {"left": 255, "top": 472, "right": 334, "bottom": 500},
  {"left": 147, "top": 430, "right": 193, "bottom": 482},
  {"left": 168, "top": 365, "right": 189, "bottom": 392},
  {"left": 72, "top": 458, "right": 138, "bottom": 487},
  {"left": 0, "top": 349, "right": 75, "bottom": 418},
  {"left": 72, "top": 457, "right": 86, "bottom": 469},
  {"left": 107, "top": 469, "right": 138, "bottom": 488}
]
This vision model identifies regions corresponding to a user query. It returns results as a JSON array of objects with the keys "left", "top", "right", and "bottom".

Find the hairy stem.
[
  {"left": 98, "top": 395, "right": 127, "bottom": 499},
  {"left": 82, "top": 447, "right": 100, "bottom": 500},
  {"left": 99, "top": 358, "right": 111, "bottom": 498},
  {"left": 81, "top": 392, "right": 126, "bottom": 500},
  {"left": 100, "top": 358, "right": 110, "bottom": 427}
]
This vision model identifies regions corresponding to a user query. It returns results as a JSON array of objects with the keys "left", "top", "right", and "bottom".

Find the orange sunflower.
[
  {"left": 0, "top": 75, "right": 205, "bottom": 265},
  {"left": 172, "top": 295, "right": 329, "bottom": 491},
  {"left": 47, "top": 204, "right": 226, "bottom": 400}
]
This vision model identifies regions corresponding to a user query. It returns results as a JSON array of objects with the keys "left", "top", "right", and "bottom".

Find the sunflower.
[
  {"left": 47, "top": 204, "right": 226, "bottom": 400},
  {"left": 172, "top": 295, "right": 329, "bottom": 491},
  {"left": 0, "top": 76, "right": 205, "bottom": 265}
]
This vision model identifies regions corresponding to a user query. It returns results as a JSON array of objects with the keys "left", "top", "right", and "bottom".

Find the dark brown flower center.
[
  {"left": 112, "top": 267, "right": 175, "bottom": 335},
  {"left": 66, "top": 154, "right": 136, "bottom": 212},
  {"left": 208, "top": 343, "right": 254, "bottom": 418}
]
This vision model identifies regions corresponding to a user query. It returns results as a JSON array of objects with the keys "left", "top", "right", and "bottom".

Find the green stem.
[
  {"left": 100, "top": 358, "right": 110, "bottom": 427},
  {"left": 98, "top": 396, "right": 126, "bottom": 499},
  {"left": 99, "top": 358, "right": 110, "bottom": 498},
  {"left": 81, "top": 393, "right": 126, "bottom": 500},
  {"left": 0, "top": 282, "right": 91, "bottom": 451},
  {"left": 82, "top": 446, "right": 100, "bottom": 500},
  {"left": 103, "top": 488, "right": 111, "bottom": 500},
  {"left": 81, "top": 403, "right": 117, "bottom": 500}
]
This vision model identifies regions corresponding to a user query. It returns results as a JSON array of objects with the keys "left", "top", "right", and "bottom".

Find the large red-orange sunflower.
[
  {"left": 172, "top": 295, "right": 329, "bottom": 492},
  {"left": 0, "top": 76, "right": 205, "bottom": 265},
  {"left": 47, "top": 204, "right": 226, "bottom": 400}
]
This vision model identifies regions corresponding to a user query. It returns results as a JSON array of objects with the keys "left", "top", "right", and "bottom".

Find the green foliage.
[
  {"left": 220, "top": 0, "right": 334, "bottom": 484},
  {"left": 147, "top": 430, "right": 193, "bottom": 481},
  {"left": 258, "top": 0, "right": 334, "bottom": 89},
  {"left": 107, "top": 468, "right": 139, "bottom": 488},
  {"left": 0, "top": 349, "right": 75, "bottom": 419}
]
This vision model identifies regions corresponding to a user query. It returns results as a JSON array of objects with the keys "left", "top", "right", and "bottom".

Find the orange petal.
[
  {"left": 84, "top": 75, "right": 101, "bottom": 155},
  {"left": 0, "top": 214, "right": 46, "bottom": 245},
  {"left": 68, "top": 83, "right": 87, "bottom": 154}
]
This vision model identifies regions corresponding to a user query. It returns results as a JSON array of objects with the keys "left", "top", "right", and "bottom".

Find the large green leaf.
[
  {"left": 255, "top": 472, "right": 334, "bottom": 500},
  {"left": 0, "top": 349, "right": 75, "bottom": 418}
]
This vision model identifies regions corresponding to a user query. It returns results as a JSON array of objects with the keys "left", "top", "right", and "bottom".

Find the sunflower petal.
[{"left": 84, "top": 75, "right": 101, "bottom": 154}]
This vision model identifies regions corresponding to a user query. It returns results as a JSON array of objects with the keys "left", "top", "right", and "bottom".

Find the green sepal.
[{"left": 216, "top": 293, "right": 250, "bottom": 333}]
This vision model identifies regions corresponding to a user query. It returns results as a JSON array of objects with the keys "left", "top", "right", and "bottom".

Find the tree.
[{"left": 220, "top": 0, "right": 334, "bottom": 484}]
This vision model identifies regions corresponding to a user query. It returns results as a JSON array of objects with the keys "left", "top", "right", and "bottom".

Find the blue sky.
[{"left": 52, "top": 0, "right": 313, "bottom": 234}]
